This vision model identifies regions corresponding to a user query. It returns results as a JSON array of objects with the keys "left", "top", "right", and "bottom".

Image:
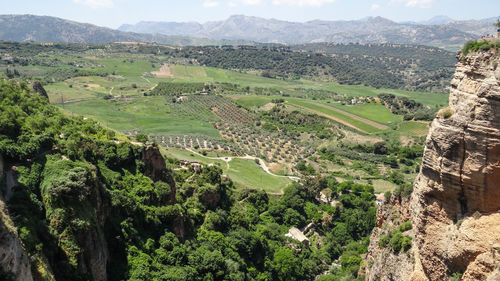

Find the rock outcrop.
[
  {"left": 142, "top": 145, "right": 176, "bottom": 203},
  {"left": 365, "top": 196, "right": 416, "bottom": 281},
  {"left": 368, "top": 49, "right": 500, "bottom": 281},
  {"left": 0, "top": 217, "right": 34, "bottom": 281},
  {"left": 0, "top": 154, "right": 34, "bottom": 281}
]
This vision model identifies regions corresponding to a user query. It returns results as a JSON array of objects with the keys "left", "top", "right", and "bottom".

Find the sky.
[{"left": 0, "top": 0, "right": 498, "bottom": 28}]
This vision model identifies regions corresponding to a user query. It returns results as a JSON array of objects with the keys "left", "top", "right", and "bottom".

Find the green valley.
[{"left": 0, "top": 40, "right": 452, "bottom": 281}]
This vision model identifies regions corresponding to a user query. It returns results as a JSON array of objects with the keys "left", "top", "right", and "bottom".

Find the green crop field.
[
  {"left": 232, "top": 95, "right": 274, "bottom": 108},
  {"left": 316, "top": 83, "right": 449, "bottom": 107},
  {"left": 398, "top": 121, "right": 430, "bottom": 136},
  {"left": 226, "top": 158, "right": 291, "bottom": 193},
  {"left": 166, "top": 65, "right": 302, "bottom": 89},
  {"left": 372, "top": 179, "right": 399, "bottom": 194},
  {"left": 59, "top": 97, "right": 220, "bottom": 137},
  {"left": 286, "top": 98, "right": 385, "bottom": 133},
  {"left": 327, "top": 103, "right": 402, "bottom": 125}
]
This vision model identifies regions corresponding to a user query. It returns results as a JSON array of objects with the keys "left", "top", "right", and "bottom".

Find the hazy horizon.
[{"left": 1, "top": 0, "right": 498, "bottom": 29}]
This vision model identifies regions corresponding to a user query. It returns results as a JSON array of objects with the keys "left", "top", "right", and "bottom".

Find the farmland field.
[
  {"left": 285, "top": 98, "right": 386, "bottom": 133},
  {"left": 326, "top": 103, "right": 402, "bottom": 125},
  {"left": 14, "top": 43, "right": 447, "bottom": 194},
  {"left": 398, "top": 121, "right": 430, "bottom": 136},
  {"left": 60, "top": 96, "right": 221, "bottom": 137}
]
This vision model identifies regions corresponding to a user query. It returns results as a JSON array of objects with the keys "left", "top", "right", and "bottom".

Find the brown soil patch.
[
  {"left": 86, "top": 84, "right": 101, "bottom": 89},
  {"left": 151, "top": 64, "right": 173, "bottom": 78},
  {"left": 340, "top": 129, "right": 383, "bottom": 144},
  {"left": 268, "top": 163, "right": 283, "bottom": 173},
  {"left": 399, "top": 136, "right": 414, "bottom": 146},
  {"left": 260, "top": 102, "right": 276, "bottom": 111}
]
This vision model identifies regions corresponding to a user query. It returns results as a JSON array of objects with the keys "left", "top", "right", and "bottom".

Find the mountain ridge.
[
  {"left": 0, "top": 14, "right": 251, "bottom": 46},
  {"left": 0, "top": 14, "right": 497, "bottom": 49},
  {"left": 119, "top": 15, "right": 497, "bottom": 47}
]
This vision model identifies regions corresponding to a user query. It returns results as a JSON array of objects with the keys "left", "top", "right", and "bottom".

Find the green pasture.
[
  {"left": 233, "top": 95, "right": 274, "bottom": 108},
  {"left": 162, "top": 148, "right": 292, "bottom": 193},
  {"left": 398, "top": 121, "right": 430, "bottom": 136},
  {"left": 327, "top": 102, "right": 402, "bottom": 125},
  {"left": 285, "top": 98, "right": 384, "bottom": 133},
  {"left": 59, "top": 97, "right": 220, "bottom": 137}
]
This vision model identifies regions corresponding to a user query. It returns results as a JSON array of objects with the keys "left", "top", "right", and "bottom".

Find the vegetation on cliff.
[
  {"left": 461, "top": 39, "right": 500, "bottom": 57},
  {"left": 0, "top": 80, "right": 378, "bottom": 280}
]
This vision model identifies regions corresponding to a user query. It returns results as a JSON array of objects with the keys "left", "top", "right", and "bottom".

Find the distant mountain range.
[
  {"left": 0, "top": 14, "right": 496, "bottom": 49},
  {"left": 119, "top": 15, "right": 497, "bottom": 48},
  {"left": 0, "top": 15, "right": 249, "bottom": 46}
]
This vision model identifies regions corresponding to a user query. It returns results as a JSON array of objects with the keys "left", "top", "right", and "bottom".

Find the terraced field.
[{"left": 286, "top": 98, "right": 387, "bottom": 133}]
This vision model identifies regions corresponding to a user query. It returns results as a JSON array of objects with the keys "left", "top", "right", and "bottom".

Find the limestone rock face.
[
  {"left": 142, "top": 146, "right": 167, "bottom": 182},
  {"left": 142, "top": 145, "right": 176, "bottom": 203},
  {"left": 365, "top": 197, "right": 415, "bottom": 281},
  {"left": 410, "top": 49, "right": 500, "bottom": 281},
  {"left": 367, "top": 49, "right": 500, "bottom": 281},
  {"left": 0, "top": 154, "right": 34, "bottom": 281},
  {"left": 0, "top": 218, "right": 34, "bottom": 281}
]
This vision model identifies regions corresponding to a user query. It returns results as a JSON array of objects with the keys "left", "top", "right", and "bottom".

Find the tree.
[
  {"left": 272, "top": 247, "right": 301, "bottom": 280},
  {"left": 135, "top": 132, "right": 148, "bottom": 143}
]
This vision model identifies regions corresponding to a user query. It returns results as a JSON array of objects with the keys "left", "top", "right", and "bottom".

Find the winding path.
[{"left": 185, "top": 148, "right": 300, "bottom": 181}]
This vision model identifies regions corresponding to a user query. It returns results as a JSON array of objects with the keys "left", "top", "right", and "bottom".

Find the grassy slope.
[
  {"left": 59, "top": 97, "right": 220, "bottom": 137},
  {"left": 326, "top": 103, "right": 402, "bottom": 125},
  {"left": 398, "top": 121, "right": 429, "bottom": 136},
  {"left": 44, "top": 57, "right": 440, "bottom": 193},
  {"left": 233, "top": 95, "right": 274, "bottom": 109},
  {"left": 286, "top": 98, "right": 384, "bottom": 133},
  {"left": 163, "top": 148, "right": 291, "bottom": 193}
]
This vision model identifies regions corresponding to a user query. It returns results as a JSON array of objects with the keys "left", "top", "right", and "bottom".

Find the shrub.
[
  {"left": 461, "top": 40, "right": 500, "bottom": 57},
  {"left": 378, "top": 222, "right": 413, "bottom": 253},
  {"left": 384, "top": 191, "right": 392, "bottom": 202},
  {"left": 135, "top": 132, "right": 148, "bottom": 143},
  {"left": 399, "top": 221, "right": 412, "bottom": 232},
  {"left": 437, "top": 106, "right": 453, "bottom": 119},
  {"left": 450, "top": 272, "right": 463, "bottom": 281}
]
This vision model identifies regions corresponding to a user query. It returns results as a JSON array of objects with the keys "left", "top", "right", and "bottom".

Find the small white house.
[{"left": 285, "top": 227, "right": 309, "bottom": 245}]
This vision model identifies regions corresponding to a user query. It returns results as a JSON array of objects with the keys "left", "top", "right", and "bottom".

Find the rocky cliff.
[
  {"left": 364, "top": 196, "right": 415, "bottom": 281},
  {"left": 0, "top": 144, "right": 177, "bottom": 281},
  {"left": 142, "top": 145, "right": 176, "bottom": 203},
  {"left": 0, "top": 154, "right": 34, "bottom": 281},
  {"left": 367, "top": 48, "right": 500, "bottom": 280}
]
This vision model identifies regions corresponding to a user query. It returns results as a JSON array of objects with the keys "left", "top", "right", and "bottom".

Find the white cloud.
[
  {"left": 73, "top": 0, "right": 113, "bottom": 8},
  {"left": 228, "top": 1, "right": 237, "bottom": 7},
  {"left": 405, "top": 0, "right": 434, "bottom": 8},
  {"left": 390, "top": 0, "right": 434, "bottom": 8},
  {"left": 241, "top": 0, "right": 262, "bottom": 5},
  {"left": 203, "top": 0, "right": 220, "bottom": 7},
  {"left": 370, "top": 3, "right": 380, "bottom": 10},
  {"left": 271, "top": 0, "right": 336, "bottom": 6}
]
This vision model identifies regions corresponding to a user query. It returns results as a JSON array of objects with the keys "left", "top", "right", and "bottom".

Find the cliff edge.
[{"left": 368, "top": 48, "right": 500, "bottom": 281}]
